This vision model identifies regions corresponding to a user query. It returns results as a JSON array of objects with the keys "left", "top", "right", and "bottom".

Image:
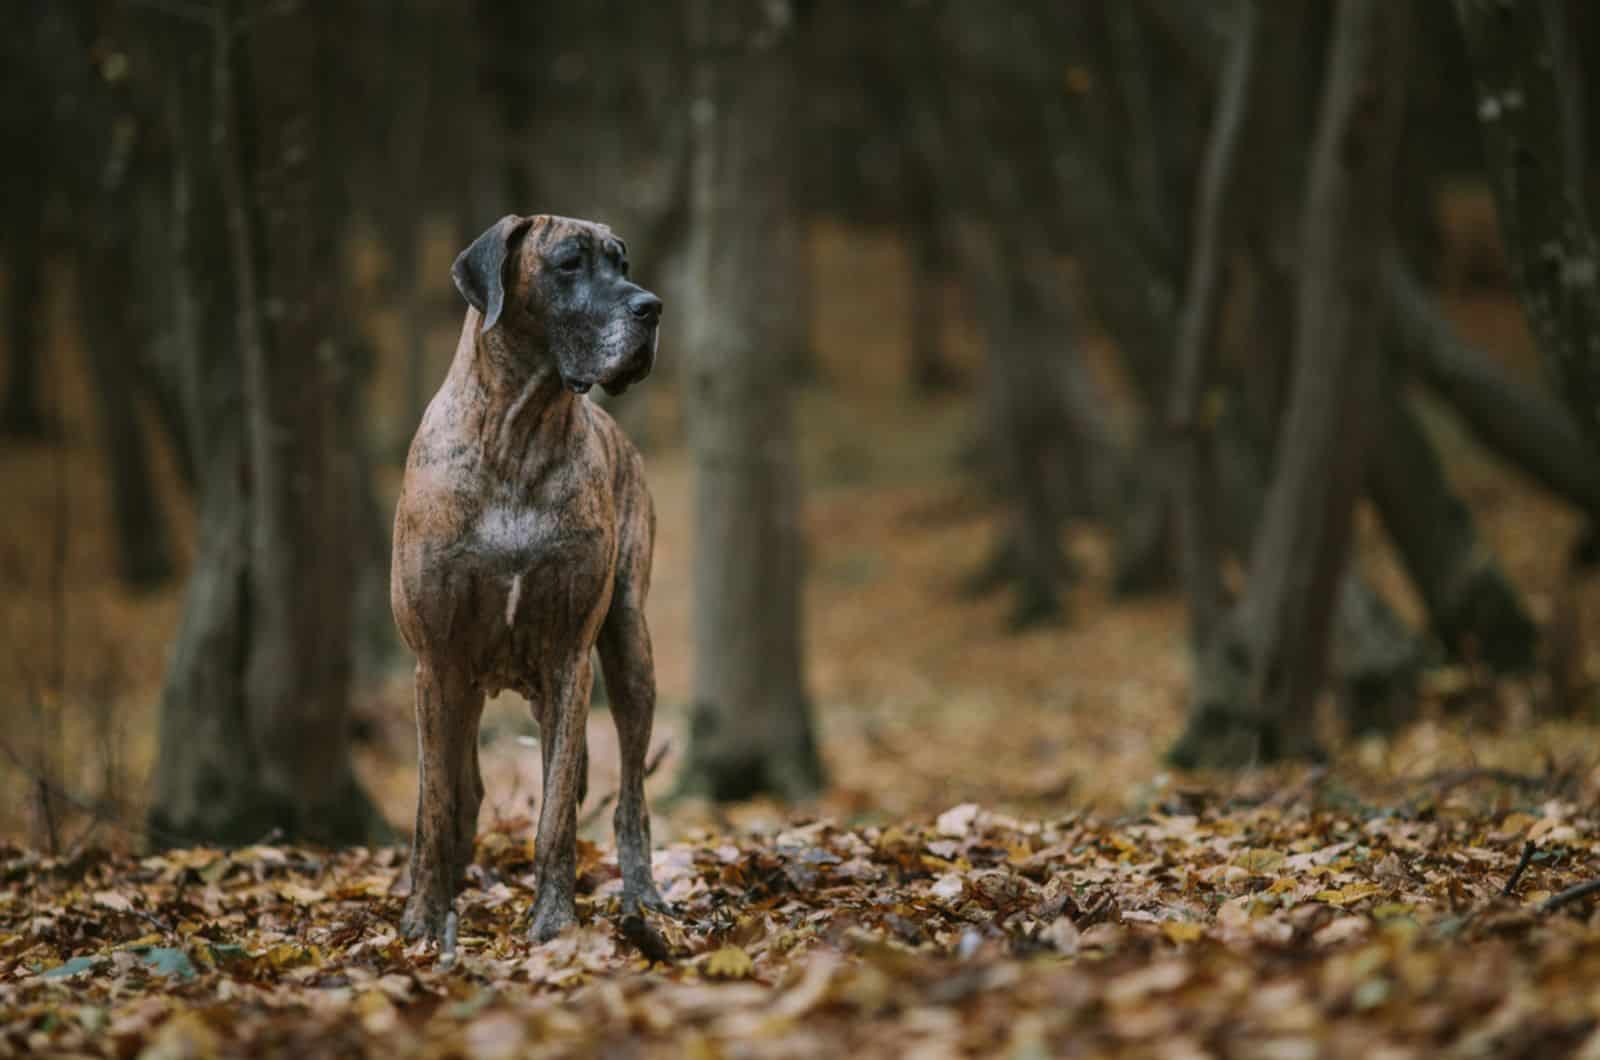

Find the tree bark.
[
  {"left": 676, "top": 0, "right": 824, "bottom": 802},
  {"left": 79, "top": 244, "right": 175, "bottom": 590},
  {"left": 1105, "top": 4, "right": 1180, "bottom": 261},
  {"left": 1169, "top": 0, "right": 1262, "bottom": 653},
  {"left": 149, "top": 6, "right": 267, "bottom": 844},
  {"left": 0, "top": 179, "right": 47, "bottom": 440},
  {"left": 905, "top": 220, "right": 959, "bottom": 394},
  {"left": 148, "top": 1, "right": 386, "bottom": 846},
  {"left": 1172, "top": 0, "right": 1412, "bottom": 768},
  {"left": 0, "top": 8, "right": 58, "bottom": 441},
  {"left": 1455, "top": 0, "right": 1600, "bottom": 446},
  {"left": 952, "top": 229, "right": 1083, "bottom": 628},
  {"left": 1368, "top": 376, "right": 1537, "bottom": 672}
]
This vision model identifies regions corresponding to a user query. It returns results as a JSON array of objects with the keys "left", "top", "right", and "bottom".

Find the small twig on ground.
[
  {"left": 644, "top": 741, "right": 671, "bottom": 776},
  {"left": 130, "top": 906, "right": 181, "bottom": 942},
  {"left": 1402, "top": 767, "right": 1552, "bottom": 796},
  {"left": 1503, "top": 840, "right": 1537, "bottom": 897},
  {"left": 577, "top": 793, "right": 618, "bottom": 833},
  {"left": 1538, "top": 878, "right": 1600, "bottom": 915},
  {"left": 1264, "top": 766, "right": 1329, "bottom": 809},
  {"left": 0, "top": 735, "right": 196, "bottom": 850}
]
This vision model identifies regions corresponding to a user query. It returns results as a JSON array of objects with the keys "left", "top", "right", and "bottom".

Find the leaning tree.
[{"left": 1171, "top": 0, "right": 1413, "bottom": 767}]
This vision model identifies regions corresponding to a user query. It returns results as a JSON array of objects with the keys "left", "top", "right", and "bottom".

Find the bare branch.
[{"left": 1539, "top": 878, "right": 1600, "bottom": 914}]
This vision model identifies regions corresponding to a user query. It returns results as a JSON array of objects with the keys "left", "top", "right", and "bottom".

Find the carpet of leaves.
[{"left": 7, "top": 779, "right": 1600, "bottom": 1058}]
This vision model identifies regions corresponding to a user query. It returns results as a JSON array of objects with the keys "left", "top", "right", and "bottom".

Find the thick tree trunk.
[
  {"left": 0, "top": 11, "right": 55, "bottom": 441},
  {"left": 79, "top": 244, "right": 175, "bottom": 590},
  {"left": 1024, "top": 111, "right": 1180, "bottom": 596},
  {"left": 1169, "top": 0, "right": 1262, "bottom": 653},
  {"left": 1368, "top": 377, "right": 1537, "bottom": 672},
  {"left": 1105, "top": 4, "right": 1180, "bottom": 260},
  {"left": 905, "top": 221, "right": 959, "bottom": 394},
  {"left": 1209, "top": 401, "right": 1423, "bottom": 733},
  {"left": 236, "top": 2, "right": 385, "bottom": 841},
  {"left": 149, "top": 9, "right": 266, "bottom": 844},
  {"left": 1, "top": 186, "right": 47, "bottom": 440},
  {"left": 777, "top": 212, "right": 818, "bottom": 384},
  {"left": 953, "top": 230, "right": 1084, "bottom": 628},
  {"left": 1455, "top": 0, "right": 1600, "bottom": 446},
  {"left": 1232, "top": 0, "right": 1319, "bottom": 445},
  {"left": 1172, "top": 0, "right": 1411, "bottom": 768},
  {"left": 676, "top": 0, "right": 824, "bottom": 802},
  {"left": 149, "top": 2, "right": 386, "bottom": 846},
  {"left": 925, "top": 7, "right": 1128, "bottom": 627},
  {"left": 32, "top": 1, "right": 175, "bottom": 587}
]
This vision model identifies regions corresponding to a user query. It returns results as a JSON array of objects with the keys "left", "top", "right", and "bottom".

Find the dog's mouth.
[
  {"left": 599, "top": 332, "right": 658, "bottom": 397},
  {"left": 565, "top": 330, "right": 657, "bottom": 398}
]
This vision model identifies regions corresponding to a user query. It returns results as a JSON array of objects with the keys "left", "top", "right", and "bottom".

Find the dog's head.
[{"left": 452, "top": 214, "right": 662, "bottom": 396}]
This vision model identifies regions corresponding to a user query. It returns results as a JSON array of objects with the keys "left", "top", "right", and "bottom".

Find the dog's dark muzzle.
[
  {"left": 600, "top": 326, "right": 658, "bottom": 397},
  {"left": 599, "top": 290, "right": 661, "bottom": 396}
]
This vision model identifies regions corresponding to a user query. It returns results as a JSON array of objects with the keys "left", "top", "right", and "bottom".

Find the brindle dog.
[{"left": 392, "top": 214, "right": 667, "bottom": 943}]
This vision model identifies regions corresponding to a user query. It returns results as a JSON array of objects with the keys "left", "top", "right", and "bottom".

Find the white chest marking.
[{"left": 506, "top": 572, "right": 523, "bottom": 627}]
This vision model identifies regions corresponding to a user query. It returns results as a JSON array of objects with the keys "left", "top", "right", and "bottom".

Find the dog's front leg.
[
  {"left": 401, "top": 662, "right": 482, "bottom": 943},
  {"left": 528, "top": 659, "right": 592, "bottom": 941}
]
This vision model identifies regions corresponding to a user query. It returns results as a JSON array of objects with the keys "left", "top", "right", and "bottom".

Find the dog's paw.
[
  {"left": 400, "top": 889, "right": 453, "bottom": 944},
  {"left": 622, "top": 885, "right": 675, "bottom": 920}
]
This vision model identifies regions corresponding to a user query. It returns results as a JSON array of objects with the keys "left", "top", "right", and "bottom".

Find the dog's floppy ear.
[{"left": 451, "top": 215, "right": 534, "bottom": 332}]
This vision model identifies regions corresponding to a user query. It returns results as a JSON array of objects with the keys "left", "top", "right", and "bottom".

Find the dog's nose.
[{"left": 628, "top": 292, "right": 663, "bottom": 323}]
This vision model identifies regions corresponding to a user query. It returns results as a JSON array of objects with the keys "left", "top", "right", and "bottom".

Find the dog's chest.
[{"left": 468, "top": 497, "right": 617, "bottom": 672}]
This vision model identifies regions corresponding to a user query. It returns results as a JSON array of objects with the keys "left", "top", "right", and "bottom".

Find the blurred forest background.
[{"left": 3, "top": 0, "right": 1600, "bottom": 852}]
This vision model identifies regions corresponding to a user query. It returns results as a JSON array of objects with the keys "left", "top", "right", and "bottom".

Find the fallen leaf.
[{"left": 704, "top": 946, "right": 754, "bottom": 980}]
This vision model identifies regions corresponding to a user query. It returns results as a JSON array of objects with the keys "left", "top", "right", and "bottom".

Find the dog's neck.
[{"left": 451, "top": 308, "right": 584, "bottom": 473}]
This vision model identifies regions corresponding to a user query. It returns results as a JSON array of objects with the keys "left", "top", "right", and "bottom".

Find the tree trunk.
[
  {"left": 1368, "top": 376, "right": 1537, "bottom": 672},
  {"left": 28, "top": 0, "right": 175, "bottom": 586},
  {"left": 676, "top": 0, "right": 824, "bottom": 802},
  {"left": 953, "top": 230, "right": 1083, "bottom": 628},
  {"left": 1169, "top": 0, "right": 1262, "bottom": 653},
  {"left": 0, "top": 9, "right": 56, "bottom": 442},
  {"left": 1455, "top": 0, "right": 1600, "bottom": 446},
  {"left": 777, "top": 211, "right": 818, "bottom": 383},
  {"left": 1202, "top": 399, "right": 1423, "bottom": 733},
  {"left": 149, "top": 7, "right": 267, "bottom": 844},
  {"left": 1171, "top": 0, "right": 1411, "bottom": 768},
  {"left": 148, "top": 1, "right": 386, "bottom": 846},
  {"left": 1232, "top": 0, "right": 1320, "bottom": 449},
  {"left": 905, "top": 221, "right": 959, "bottom": 394},
  {"left": 79, "top": 243, "right": 175, "bottom": 590},
  {"left": 0, "top": 178, "right": 48, "bottom": 440},
  {"left": 1105, "top": 3, "right": 1180, "bottom": 260},
  {"left": 911, "top": 7, "right": 1116, "bottom": 628}
]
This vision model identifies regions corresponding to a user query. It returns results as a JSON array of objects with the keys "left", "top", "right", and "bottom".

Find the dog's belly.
[{"left": 468, "top": 501, "right": 617, "bottom": 696}]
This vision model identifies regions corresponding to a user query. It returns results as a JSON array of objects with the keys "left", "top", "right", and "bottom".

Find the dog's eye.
[{"left": 556, "top": 253, "right": 583, "bottom": 273}]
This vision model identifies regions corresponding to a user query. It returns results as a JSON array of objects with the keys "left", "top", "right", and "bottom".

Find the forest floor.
[{"left": 7, "top": 223, "right": 1600, "bottom": 1056}]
